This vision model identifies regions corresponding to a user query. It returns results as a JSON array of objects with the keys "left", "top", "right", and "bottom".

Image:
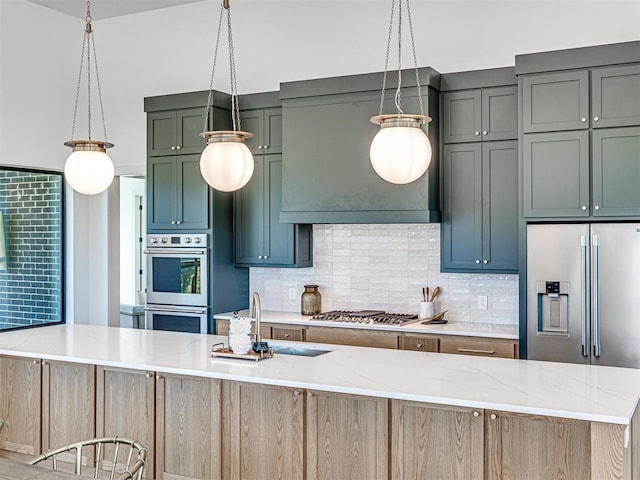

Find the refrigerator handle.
[
  {"left": 580, "top": 235, "right": 589, "bottom": 357},
  {"left": 592, "top": 234, "right": 601, "bottom": 357}
]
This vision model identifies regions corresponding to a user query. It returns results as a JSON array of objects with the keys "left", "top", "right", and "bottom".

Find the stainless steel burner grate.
[{"left": 312, "top": 310, "right": 419, "bottom": 326}]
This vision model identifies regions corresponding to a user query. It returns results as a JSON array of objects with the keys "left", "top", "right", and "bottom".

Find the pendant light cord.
[
  {"left": 203, "top": 0, "right": 242, "bottom": 133},
  {"left": 69, "top": 0, "right": 109, "bottom": 142},
  {"left": 377, "top": 0, "right": 424, "bottom": 117}
]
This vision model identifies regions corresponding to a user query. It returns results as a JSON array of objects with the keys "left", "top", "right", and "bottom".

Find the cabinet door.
[
  {"left": 0, "top": 356, "right": 41, "bottom": 457},
  {"left": 177, "top": 154, "right": 209, "bottom": 230},
  {"left": 482, "top": 141, "right": 518, "bottom": 272},
  {"left": 155, "top": 373, "right": 221, "bottom": 480},
  {"left": 148, "top": 157, "right": 178, "bottom": 230},
  {"left": 307, "top": 390, "right": 388, "bottom": 480},
  {"left": 240, "top": 110, "right": 264, "bottom": 155},
  {"left": 148, "top": 111, "right": 177, "bottom": 156},
  {"left": 222, "top": 382, "right": 304, "bottom": 480},
  {"left": 263, "top": 108, "right": 283, "bottom": 154},
  {"left": 391, "top": 400, "right": 483, "bottom": 480},
  {"left": 96, "top": 367, "right": 155, "bottom": 479},
  {"left": 271, "top": 326, "right": 305, "bottom": 341},
  {"left": 443, "top": 90, "right": 482, "bottom": 143},
  {"left": 234, "top": 156, "right": 265, "bottom": 265},
  {"left": 441, "top": 143, "right": 483, "bottom": 271},
  {"left": 264, "top": 155, "right": 295, "bottom": 265},
  {"left": 592, "top": 126, "right": 640, "bottom": 216},
  {"left": 592, "top": 65, "right": 640, "bottom": 128},
  {"left": 522, "top": 131, "right": 590, "bottom": 217},
  {"left": 176, "top": 108, "right": 208, "bottom": 154},
  {"left": 482, "top": 86, "right": 517, "bottom": 141},
  {"left": 485, "top": 410, "right": 590, "bottom": 480},
  {"left": 439, "top": 336, "right": 517, "bottom": 359},
  {"left": 522, "top": 71, "right": 589, "bottom": 133},
  {"left": 41, "top": 361, "right": 95, "bottom": 456}
]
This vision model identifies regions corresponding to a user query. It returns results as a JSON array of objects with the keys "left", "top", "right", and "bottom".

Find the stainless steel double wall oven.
[{"left": 144, "top": 234, "right": 208, "bottom": 333}]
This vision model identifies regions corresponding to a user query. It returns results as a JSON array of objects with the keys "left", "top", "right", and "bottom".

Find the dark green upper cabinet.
[
  {"left": 147, "top": 107, "right": 208, "bottom": 156},
  {"left": 522, "top": 131, "right": 590, "bottom": 218},
  {"left": 441, "top": 141, "right": 517, "bottom": 273},
  {"left": 148, "top": 154, "right": 209, "bottom": 230},
  {"left": 241, "top": 108, "right": 283, "bottom": 155},
  {"left": 280, "top": 68, "right": 440, "bottom": 224},
  {"left": 592, "top": 126, "right": 640, "bottom": 216},
  {"left": 591, "top": 65, "right": 640, "bottom": 128},
  {"left": 235, "top": 155, "right": 312, "bottom": 267},
  {"left": 522, "top": 71, "right": 590, "bottom": 133},
  {"left": 443, "top": 86, "right": 516, "bottom": 143}
]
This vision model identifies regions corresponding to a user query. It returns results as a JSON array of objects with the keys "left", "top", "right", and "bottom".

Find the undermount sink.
[{"left": 271, "top": 345, "right": 333, "bottom": 357}]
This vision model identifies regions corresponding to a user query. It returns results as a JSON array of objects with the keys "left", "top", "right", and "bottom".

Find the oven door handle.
[
  {"left": 144, "top": 306, "right": 207, "bottom": 314},
  {"left": 144, "top": 249, "right": 207, "bottom": 255}
]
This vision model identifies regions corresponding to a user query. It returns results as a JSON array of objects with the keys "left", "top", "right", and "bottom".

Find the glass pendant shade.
[
  {"left": 64, "top": 141, "right": 115, "bottom": 195},
  {"left": 200, "top": 132, "right": 254, "bottom": 192},
  {"left": 370, "top": 114, "right": 432, "bottom": 184}
]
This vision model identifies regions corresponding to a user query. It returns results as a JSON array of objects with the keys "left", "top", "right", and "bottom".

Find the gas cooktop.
[{"left": 312, "top": 310, "right": 419, "bottom": 326}]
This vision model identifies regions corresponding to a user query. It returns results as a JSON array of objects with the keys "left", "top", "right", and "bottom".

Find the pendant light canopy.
[
  {"left": 370, "top": 0, "right": 432, "bottom": 185},
  {"left": 200, "top": 0, "right": 254, "bottom": 192},
  {"left": 64, "top": 0, "right": 114, "bottom": 195}
]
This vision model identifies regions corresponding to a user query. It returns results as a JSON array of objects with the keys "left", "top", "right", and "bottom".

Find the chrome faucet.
[{"left": 251, "top": 292, "right": 262, "bottom": 344}]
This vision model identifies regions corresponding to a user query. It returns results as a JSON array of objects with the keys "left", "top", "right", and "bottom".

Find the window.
[{"left": 0, "top": 168, "right": 64, "bottom": 330}]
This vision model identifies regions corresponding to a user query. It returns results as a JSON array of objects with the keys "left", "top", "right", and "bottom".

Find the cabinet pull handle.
[
  {"left": 593, "top": 116, "right": 599, "bottom": 122},
  {"left": 264, "top": 145, "right": 269, "bottom": 149},
  {"left": 416, "top": 343, "right": 422, "bottom": 349},
  {"left": 146, "top": 373, "right": 151, "bottom": 378},
  {"left": 284, "top": 334, "right": 290, "bottom": 338},
  {"left": 264, "top": 255, "right": 269, "bottom": 259},
  {"left": 581, "top": 206, "right": 587, "bottom": 211},
  {"left": 482, "top": 131, "right": 488, "bottom": 135},
  {"left": 594, "top": 205, "right": 600, "bottom": 210},
  {"left": 294, "top": 390, "right": 300, "bottom": 396},
  {"left": 475, "top": 131, "right": 480, "bottom": 136},
  {"left": 457, "top": 348, "right": 495, "bottom": 354},
  {"left": 473, "top": 411, "right": 480, "bottom": 417},
  {"left": 156, "top": 374, "right": 162, "bottom": 380},
  {"left": 483, "top": 259, "right": 488, "bottom": 264},
  {"left": 475, "top": 259, "right": 481, "bottom": 264},
  {"left": 176, "top": 220, "right": 182, "bottom": 224},
  {"left": 33, "top": 360, "right": 39, "bottom": 365},
  {"left": 171, "top": 221, "right": 176, "bottom": 225},
  {"left": 308, "top": 392, "right": 314, "bottom": 397},
  {"left": 171, "top": 146, "right": 176, "bottom": 150},
  {"left": 581, "top": 117, "right": 587, "bottom": 122},
  {"left": 176, "top": 145, "right": 181, "bottom": 150},
  {"left": 258, "top": 145, "right": 263, "bottom": 149},
  {"left": 490, "top": 413, "right": 497, "bottom": 420}
]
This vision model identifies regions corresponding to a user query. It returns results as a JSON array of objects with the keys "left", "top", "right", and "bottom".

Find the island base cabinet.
[
  {"left": 222, "top": 381, "right": 304, "bottom": 480},
  {"left": 306, "top": 390, "right": 388, "bottom": 480},
  {"left": 41, "top": 361, "right": 96, "bottom": 465},
  {"left": 0, "top": 356, "right": 41, "bottom": 458},
  {"left": 96, "top": 367, "right": 155, "bottom": 479},
  {"left": 155, "top": 374, "right": 221, "bottom": 480},
  {"left": 391, "top": 400, "right": 484, "bottom": 480},
  {"left": 484, "top": 410, "right": 627, "bottom": 480}
]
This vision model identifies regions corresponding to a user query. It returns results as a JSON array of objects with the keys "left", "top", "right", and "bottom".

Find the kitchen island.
[{"left": 0, "top": 324, "right": 638, "bottom": 479}]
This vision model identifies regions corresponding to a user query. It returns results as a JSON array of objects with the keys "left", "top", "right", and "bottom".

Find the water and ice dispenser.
[{"left": 535, "top": 281, "right": 570, "bottom": 335}]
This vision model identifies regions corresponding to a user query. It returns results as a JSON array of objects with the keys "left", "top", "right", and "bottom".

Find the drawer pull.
[
  {"left": 416, "top": 343, "right": 422, "bottom": 349},
  {"left": 457, "top": 348, "right": 496, "bottom": 355}
]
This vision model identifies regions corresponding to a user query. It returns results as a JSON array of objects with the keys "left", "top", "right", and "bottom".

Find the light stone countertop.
[
  {"left": 215, "top": 310, "right": 519, "bottom": 339},
  {"left": 0, "top": 324, "right": 639, "bottom": 425}
]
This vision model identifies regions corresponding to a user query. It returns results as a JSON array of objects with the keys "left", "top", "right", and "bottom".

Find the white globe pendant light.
[
  {"left": 64, "top": 1, "right": 115, "bottom": 195},
  {"left": 370, "top": 0, "right": 432, "bottom": 185},
  {"left": 199, "top": 0, "right": 254, "bottom": 192}
]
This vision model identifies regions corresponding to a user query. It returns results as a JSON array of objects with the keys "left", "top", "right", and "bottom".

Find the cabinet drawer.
[
  {"left": 439, "top": 337, "right": 516, "bottom": 359},
  {"left": 399, "top": 335, "right": 438, "bottom": 352},
  {"left": 271, "top": 326, "right": 305, "bottom": 342},
  {"left": 306, "top": 326, "right": 398, "bottom": 349}
]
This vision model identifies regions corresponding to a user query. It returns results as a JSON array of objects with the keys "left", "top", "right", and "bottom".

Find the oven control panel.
[{"left": 146, "top": 234, "right": 208, "bottom": 248}]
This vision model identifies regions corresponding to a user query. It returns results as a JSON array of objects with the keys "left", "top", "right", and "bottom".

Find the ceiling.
[{"left": 25, "top": 0, "right": 206, "bottom": 20}]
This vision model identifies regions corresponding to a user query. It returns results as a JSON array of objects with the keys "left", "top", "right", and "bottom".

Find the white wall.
[{"left": 119, "top": 176, "right": 145, "bottom": 305}]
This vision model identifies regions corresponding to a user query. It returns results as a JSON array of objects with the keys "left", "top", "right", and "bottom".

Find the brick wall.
[{"left": 0, "top": 169, "right": 63, "bottom": 330}]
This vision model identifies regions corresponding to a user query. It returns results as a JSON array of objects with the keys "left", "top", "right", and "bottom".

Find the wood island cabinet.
[
  {"left": 0, "top": 356, "right": 41, "bottom": 458},
  {"left": 391, "top": 400, "right": 484, "bottom": 480},
  {"left": 439, "top": 336, "right": 518, "bottom": 359},
  {"left": 306, "top": 390, "right": 388, "bottom": 480},
  {"left": 398, "top": 334, "right": 438, "bottom": 352},
  {"left": 96, "top": 366, "right": 155, "bottom": 479},
  {"left": 222, "top": 381, "right": 304, "bottom": 480},
  {"left": 41, "top": 361, "right": 95, "bottom": 456},
  {"left": 271, "top": 325, "right": 305, "bottom": 342},
  {"left": 155, "top": 373, "right": 221, "bottom": 480},
  {"left": 305, "top": 326, "right": 399, "bottom": 349}
]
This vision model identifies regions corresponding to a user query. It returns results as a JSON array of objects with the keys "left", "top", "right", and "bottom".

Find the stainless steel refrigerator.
[{"left": 527, "top": 223, "right": 640, "bottom": 368}]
